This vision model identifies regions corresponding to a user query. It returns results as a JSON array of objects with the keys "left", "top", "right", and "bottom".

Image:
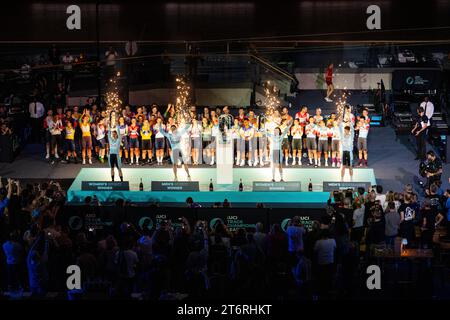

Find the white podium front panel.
[{"left": 216, "top": 133, "right": 233, "bottom": 185}]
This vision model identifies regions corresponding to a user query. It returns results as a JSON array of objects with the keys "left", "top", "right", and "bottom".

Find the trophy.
[
  {"left": 109, "top": 110, "right": 118, "bottom": 130},
  {"left": 218, "top": 114, "right": 233, "bottom": 142}
]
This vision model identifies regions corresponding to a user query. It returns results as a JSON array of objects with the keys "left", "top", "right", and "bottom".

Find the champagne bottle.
[
  {"left": 139, "top": 178, "right": 144, "bottom": 191},
  {"left": 209, "top": 179, "right": 214, "bottom": 191},
  {"left": 239, "top": 179, "right": 243, "bottom": 192},
  {"left": 308, "top": 179, "right": 313, "bottom": 192}
]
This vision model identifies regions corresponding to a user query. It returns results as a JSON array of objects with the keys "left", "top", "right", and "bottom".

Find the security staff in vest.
[{"left": 411, "top": 107, "right": 429, "bottom": 161}]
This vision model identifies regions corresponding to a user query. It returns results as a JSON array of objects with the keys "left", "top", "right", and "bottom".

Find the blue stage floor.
[{"left": 67, "top": 167, "right": 377, "bottom": 207}]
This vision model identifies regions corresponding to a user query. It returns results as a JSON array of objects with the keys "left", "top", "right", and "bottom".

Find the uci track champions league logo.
[
  {"left": 209, "top": 218, "right": 224, "bottom": 230},
  {"left": 406, "top": 75, "right": 429, "bottom": 86},
  {"left": 68, "top": 215, "right": 83, "bottom": 231},
  {"left": 138, "top": 216, "right": 154, "bottom": 231}
]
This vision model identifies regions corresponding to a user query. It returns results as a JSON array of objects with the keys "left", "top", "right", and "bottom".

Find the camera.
[
  {"left": 196, "top": 221, "right": 205, "bottom": 232},
  {"left": 419, "top": 161, "right": 429, "bottom": 177}
]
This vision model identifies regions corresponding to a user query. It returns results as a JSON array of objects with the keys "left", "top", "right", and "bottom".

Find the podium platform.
[{"left": 67, "top": 167, "right": 377, "bottom": 207}]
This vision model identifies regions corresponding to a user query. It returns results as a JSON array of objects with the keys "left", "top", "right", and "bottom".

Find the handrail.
[{"left": 249, "top": 54, "right": 296, "bottom": 83}]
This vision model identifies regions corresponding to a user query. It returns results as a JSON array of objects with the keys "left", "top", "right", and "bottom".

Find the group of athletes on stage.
[{"left": 42, "top": 102, "right": 371, "bottom": 179}]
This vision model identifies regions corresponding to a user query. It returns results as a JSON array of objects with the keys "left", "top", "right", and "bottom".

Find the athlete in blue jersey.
[
  {"left": 339, "top": 120, "right": 354, "bottom": 181},
  {"left": 266, "top": 125, "right": 291, "bottom": 182},
  {"left": 161, "top": 123, "right": 192, "bottom": 181},
  {"left": 108, "top": 125, "right": 123, "bottom": 182}
]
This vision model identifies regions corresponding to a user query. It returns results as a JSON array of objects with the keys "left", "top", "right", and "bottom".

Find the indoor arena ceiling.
[{"left": 0, "top": 1, "right": 449, "bottom": 44}]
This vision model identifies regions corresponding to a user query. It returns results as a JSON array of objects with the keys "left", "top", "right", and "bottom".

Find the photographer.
[{"left": 421, "top": 151, "right": 443, "bottom": 188}]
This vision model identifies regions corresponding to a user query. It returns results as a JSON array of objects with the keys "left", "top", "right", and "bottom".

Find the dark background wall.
[{"left": 0, "top": 1, "right": 449, "bottom": 42}]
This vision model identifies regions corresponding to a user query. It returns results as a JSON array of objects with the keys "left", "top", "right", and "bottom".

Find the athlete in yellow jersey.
[
  {"left": 79, "top": 110, "right": 93, "bottom": 164},
  {"left": 141, "top": 119, "right": 153, "bottom": 165},
  {"left": 64, "top": 121, "right": 77, "bottom": 163}
]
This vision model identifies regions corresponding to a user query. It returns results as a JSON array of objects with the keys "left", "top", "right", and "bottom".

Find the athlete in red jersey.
[
  {"left": 325, "top": 63, "right": 334, "bottom": 102},
  {"left": 295, "top": 106, "right": 309, "bottom": 126},
  {"left": 295, "top": 106, "right": 309, "bottom": 155},
  {"left": 128, "top": 118, "right": 140, "bottom": 165}
]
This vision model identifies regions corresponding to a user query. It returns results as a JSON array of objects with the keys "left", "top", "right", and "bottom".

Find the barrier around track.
[{"left": 58, "top": 205, "right": 327, "bottom": 234}]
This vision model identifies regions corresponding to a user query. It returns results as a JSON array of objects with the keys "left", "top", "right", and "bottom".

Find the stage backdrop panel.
[
  {"left": 126, "top": 206, "right": 198, "bottom": 232},
  {"left": 196, "top": 208, "right": 268, "bottom": 232},
  {"left": 268, "top": 208, "right": 327, "bottom": 232},
  {"left": 58, "top": 205, "right": 199, "bottom": 235},
  {"left": 392, "top": 69, "right": 442, "bottom": 92},
  {"left": 60, "top": 205, "right": 328, "bottom": 235}
]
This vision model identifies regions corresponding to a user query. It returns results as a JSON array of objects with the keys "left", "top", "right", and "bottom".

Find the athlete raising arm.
[
  {"left": 108, "top": 125, "right": 123, "bottom": 182},
  {"left": 160, "top": 123, "right": 192, "bottom": 181},
  {"left": 339, "top": 117, "right": 355, "bottom": 181},
  {"left": 266, "top": 124, "right": 291, "bottom": 182}
]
